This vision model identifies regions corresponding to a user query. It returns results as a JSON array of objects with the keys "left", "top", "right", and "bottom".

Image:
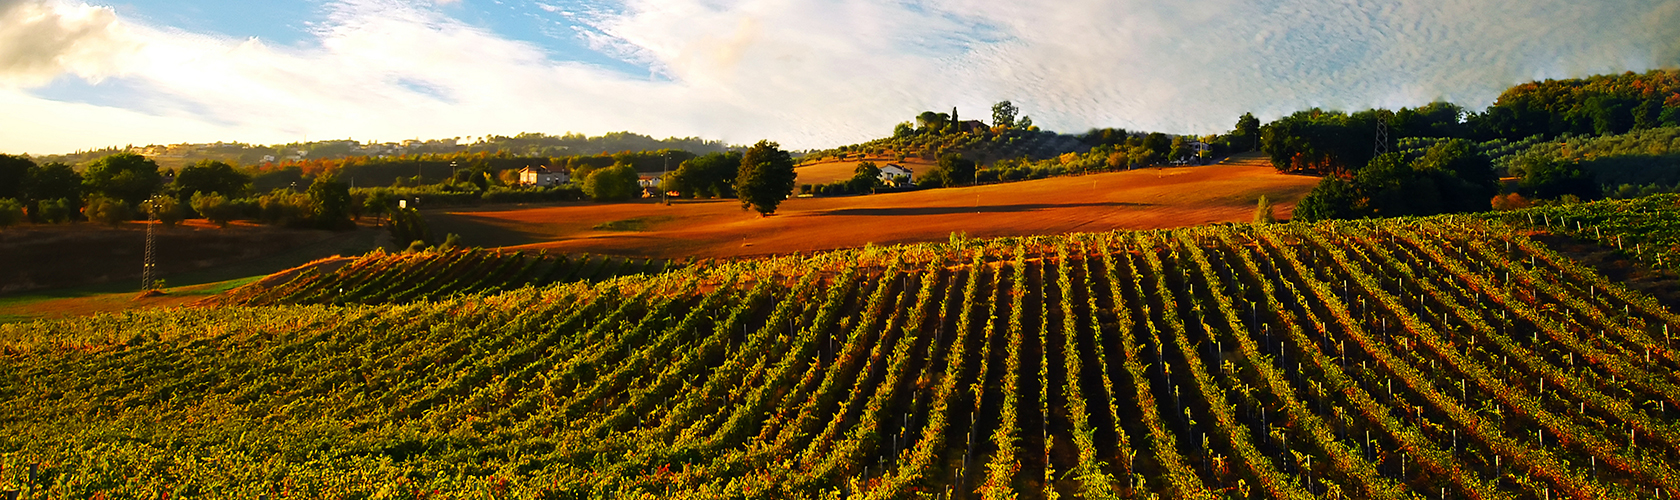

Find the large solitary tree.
[{"left": 736, "top": 140, "right": 796, "bottom": 216}]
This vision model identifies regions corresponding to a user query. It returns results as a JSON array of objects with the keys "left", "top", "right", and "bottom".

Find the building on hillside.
[
  {"left": 519, "top": 166, "right": 568, "bottom": 186},
  {"left": 960, "top": 120, "right": 989, "bottom": 133},
  {"left": 637, "top": 175, "right": 663, "bottom": 188},
  {"left": 879, "top": 164, "right": 913, "bottom": 187},
  {"left": 1170, "top": 141, "right": 1215, "bottom": 165}
]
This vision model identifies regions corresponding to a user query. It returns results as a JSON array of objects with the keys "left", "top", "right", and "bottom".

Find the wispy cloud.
[{"left": 0, "top": 0, "right": 1676, "bottom": 155}]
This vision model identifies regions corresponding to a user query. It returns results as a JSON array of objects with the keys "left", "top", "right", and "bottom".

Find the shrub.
[
  {"left": 257, "top": 191, "right": 312, "bottom": 227},
  {"left": 0, "top": 198, "right": 22, "bottom": 228},
  {"left": 191, "top": 192, "right": 241, "bottom": 227},
  {"left": 35, "top": 198, "right": 75, "bottom": 223},
  {"left": 583, "top": 164, "right": 640, "bottom": 202},
  {"left": 1253, "top": 195, "right": 1275, "bottom": 224},
  {"left": 145, "top": 195, "right": 184, "bottom": 228},
  {"left": 85, "top": 196, "right": 133, "bottom": 227},
  {"left": 388, "top": 207, "right": 432, "bottom": 248},
  {"left": 1490, "top": 192, "right": 1534, "bottom": 210}
]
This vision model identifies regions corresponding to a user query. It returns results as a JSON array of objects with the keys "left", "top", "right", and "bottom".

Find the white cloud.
[
  {"left": 0, "top": 0, "right": 1677, "bottom": 155},
  {"left": 0, "top": 0, "right": 138, "bottom": 86}
]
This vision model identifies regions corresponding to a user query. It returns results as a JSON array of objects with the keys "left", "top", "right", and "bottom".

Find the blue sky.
[{"left": 1, "top": 0, "right": 1677, "bottom": 154}]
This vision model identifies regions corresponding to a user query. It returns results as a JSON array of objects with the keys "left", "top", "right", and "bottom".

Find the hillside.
[
  {"left": 426, "top": 154, "right": 1314, "bottom": 258},
  {"left": 5, "top": 204, "right": 1680, "bottom": 496},
  {"left": 801, "top": 126, "right": 1094, "bottom": 168}
]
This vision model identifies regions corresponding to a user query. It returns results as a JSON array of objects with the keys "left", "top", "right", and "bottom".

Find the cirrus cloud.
[{"left": 1, "top": 0, "right": 1677, "bottom": 155}]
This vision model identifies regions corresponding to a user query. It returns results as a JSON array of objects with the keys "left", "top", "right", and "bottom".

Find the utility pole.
[{"left": 662, "top": 152, "right": 670, "bottom": 206}]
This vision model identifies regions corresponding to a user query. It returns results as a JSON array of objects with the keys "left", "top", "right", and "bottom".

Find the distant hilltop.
[{"left": 29, "top": 131, "right": 735, "bottom": 170}]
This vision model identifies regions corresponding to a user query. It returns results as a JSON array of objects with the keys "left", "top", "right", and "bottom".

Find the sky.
[{"left": 1, "top": 0, "right": 1678, "bottom": 155}]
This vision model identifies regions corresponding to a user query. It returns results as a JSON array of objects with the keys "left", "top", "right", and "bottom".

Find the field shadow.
[
  {"left": 429, "top": 212, "right": 561, "bottom": 247},
  {"left": 813, "top": 201, "right": 1153, "bottom": 217}
]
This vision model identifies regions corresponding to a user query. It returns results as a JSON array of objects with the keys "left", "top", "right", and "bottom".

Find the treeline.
[
  {"left": 793, "top": 102, "right": 1258, "bottom": 198},
  {"left": 29, "top": 131, "right": 733, "bottom": 169},
  {"left": 249, "top": 148, "right": 702, "bottom": 192},
  {"left": 0, "top": 152, "right": 405, "bottom": 230},
  {"left": 0, "top": 140, "right": 802, "bottom": 231},
  {"left": 1270, "top": 70, "right": 1680, "bottom": 221},
  {"left": 805, "top": 101, "right": 1250, "bottom": 169},
  {"left": 0, "top": 151, "right": 596, "bottom": 230},
  {"left": 465, "top": 132, "right": 730, "bottom": 157}
]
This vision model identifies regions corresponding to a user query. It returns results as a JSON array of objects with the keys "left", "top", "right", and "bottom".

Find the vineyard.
[
  {"left": 1489, "top": 193, "right": 1680, "bottom": 276},
  {"left": 212, "top": 249, "right": 679, "bottom": 306},
  {"left": 6, "top": 212, "right": 1680, "bottom": 499}
]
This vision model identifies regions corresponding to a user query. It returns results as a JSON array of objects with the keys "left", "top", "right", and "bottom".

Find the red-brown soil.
[{"left": 430, "top": 153, "right": 1316, "bottom": 259}]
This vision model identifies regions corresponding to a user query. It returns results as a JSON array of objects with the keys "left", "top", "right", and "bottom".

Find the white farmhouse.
[{"left": 878, "top": 164, "right": 913, "bottom": 187}]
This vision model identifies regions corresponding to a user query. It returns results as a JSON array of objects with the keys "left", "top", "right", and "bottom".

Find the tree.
[
  {"left": 0, "top": 154, "right": 30, "bottom": 201},
  {"left": 583, "top": 164, "right": 640, "bottom": 202},
  {"left": 82, "top": 153, "right": 163, "bottom": 207},
  {"left": 35, "top": 198, "right": 74, "bottom": 223},
  {"left": 1233, "top": 112, "right": 1260, "bottom": 152},
  {"left": 1018, "top": 115, "right": 1034, "bottom": 131},
  {"left": 23, "top": 162, "right": 81, "bottom": 222},
  {"left": 143, "top": 195, "right": 184, "bottom": 228},
  {"left": 992, "top": 101, "right": 1018, "bottom": 128},
  {"left": 1514, "top": 155, "right": 1595, "bottom": 200},
  {"left": 1294, "top": 177, "right": 1361, "bottom": 222},
  {"left": 1391, "top": 102, "right": 1465, "bottom": 138},
  {"left": 937, "top": 153, "right": 976, "bottom": 186},
  {"left": 307, "top": 173, "right": 354, "bottom": 229},
  {"left": 893, "top": 122, "right": 915, "bottom": 138},
  {"left": 85, "top": 196, "right": 133, "bottom": 227},
  {"left": 736, "top": 140, "right": 797, "bottom": 216},
  {"left": 361, "top": 190, "right": 399, "bottom": 221},
  {"left": 190, "top": 192, "right": 239, "bottom": 227},
  {"left": 668, "top": 152, "right": 741, "bottom": 198},
  {"left": 849, "top": 161, "right": 882, "bottom": 193},
  {"left": 917, "top": 111, "right": 950, "bottom": 134},
  {"left": 388, "top": 207, "right": 432, "bottom": 248},
  {"left": 1253, "top": 195, "right": 1274, "bottom": 224},
  {"left": 1130, "top": 147, "right": 1163, "bottom": 167},
  {"left": 0, "top": 198, "right": 22, "bottom": 228},
  {"left": 1412, "top": 138, "right": 1496, "bottom": 212},
  {"left": 1169, "top": 136, "right": 1190, "bottom": 163},
  {"left": 173, "top": 160, "right": 251, "bottom": 202},
  {"left": 1355, "top": 153, "right": 1430, "bottom": 216},
  {"left": 916, "top": 166, "right": 952, "bottom": 189}
]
